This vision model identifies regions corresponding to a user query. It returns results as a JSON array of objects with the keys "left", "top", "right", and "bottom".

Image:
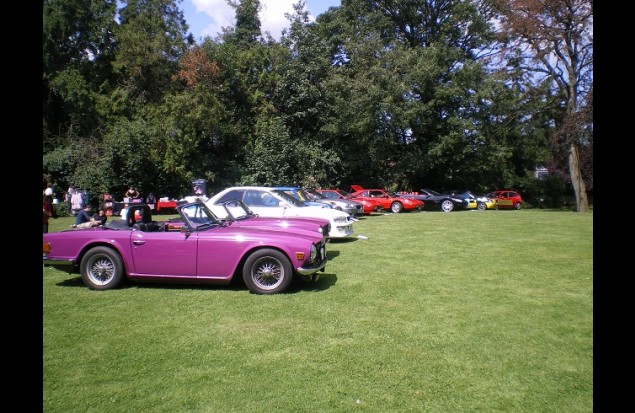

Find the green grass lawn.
[{"left": 43, "top": 209, "right": 593, "bottom": 412}]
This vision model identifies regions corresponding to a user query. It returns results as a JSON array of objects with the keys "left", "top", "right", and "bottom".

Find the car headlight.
[{"left": 310, "top": 244, "right": 317, "bottom": 261}]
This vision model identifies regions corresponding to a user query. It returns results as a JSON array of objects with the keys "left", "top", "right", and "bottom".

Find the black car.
[
  {"left": 441, "top": 190, "right": 496, "bottom": 211},
  {"left": 399, "top": 188, "right": 466, "bottom": 212}
]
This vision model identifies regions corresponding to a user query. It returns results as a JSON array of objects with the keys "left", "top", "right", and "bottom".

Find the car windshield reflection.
[
  {"left": 219, "top": 199, "right": 257, "bottom": 221},
  {"left": 180, "top": 203, "right": 222, "bottom": 229},
  {"left": 271, "top": 190, "right": 307, "bottom": 207}
]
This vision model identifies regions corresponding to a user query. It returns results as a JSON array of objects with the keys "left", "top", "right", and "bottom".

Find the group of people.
[{"left": 43, "top": 184, "right": 153, "bottom": 233}]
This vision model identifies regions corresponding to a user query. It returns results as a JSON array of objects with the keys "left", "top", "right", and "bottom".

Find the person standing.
[
  {"left": 43, "top": 194, "right": 53, "bottom": 233},
  {"left": 70, "top": 189, "right": 84, "bottom": 215},
  {"left": 44, "top": 183, "right": 54, "bottom": 197},
  {"left": 120, "top": 203, "right": 129, "bottom": 222},
  {"left": 125, "top": 186, "right": 139, "bottom": 200},
  {"left": 66, "top": 186, "right": 75, "bottom": 215}
]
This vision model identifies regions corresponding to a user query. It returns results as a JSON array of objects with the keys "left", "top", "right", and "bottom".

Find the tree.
[
  {"left": 43, "top": 0, "right": 118, "bottom": 151},
  {"left": 495, "top": 0, "right": 593, "bottom": 211},
  {"left": 302, "top": 0, "right": 511, "bottom": 191},
  {"left": 222, "top": 0, "right": 262, "bottom": 47},
  {"left": 114, "top": 0, "right": 193, "bottom": 104}
]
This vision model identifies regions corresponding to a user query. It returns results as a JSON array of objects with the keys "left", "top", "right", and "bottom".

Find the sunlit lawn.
[{"left": 43, "top": 209, "right": 593, "bottom": 412}]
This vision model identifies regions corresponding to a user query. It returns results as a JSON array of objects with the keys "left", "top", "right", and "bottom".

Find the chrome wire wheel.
[
  {"left": 85, "top": 254, "right": 116, "bottom": 286},
  {"left": 243, "top": 248, "right": 293, "bottom": 294},
  {"left": 251, "top": 256, "right": 284, "bottom": 291},
  {"left": 80, "top": 246, "right": 124, "bottom": 290}
]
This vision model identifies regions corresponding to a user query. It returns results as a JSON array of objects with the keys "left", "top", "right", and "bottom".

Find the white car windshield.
[{"left": 270, "top": 190, "right": 307, "bottom": 207}]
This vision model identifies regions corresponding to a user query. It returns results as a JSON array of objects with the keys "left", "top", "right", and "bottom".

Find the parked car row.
[
  {"left": 43, "top": 184, "right": 523, "bottom": 295},
  {"left": 398, "top": 188, "right": 523, "bottom": 212},
  {"left": 207, "top": 186, "right": 355, "bottom": 239},
  {"left": 348, "top": 185, "right": 425, "bottom": 213}
]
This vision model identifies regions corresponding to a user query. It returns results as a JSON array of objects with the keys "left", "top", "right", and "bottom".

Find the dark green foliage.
[
  {"left": 42, "top": 0, "right": 590, "bottom": 204},
  {"left": 223, "top": 0, "right": 262, "bottom": 46},
  {"left": 114, "top": 0, "right": 193, "bottom": 103},
  {"left": 52, "top": 202, "right": 71, "bottom": 217}
]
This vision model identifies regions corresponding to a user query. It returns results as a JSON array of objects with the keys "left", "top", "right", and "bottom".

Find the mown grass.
[{"left": 43, "top": 209, "right": 592, "bottom": 412}]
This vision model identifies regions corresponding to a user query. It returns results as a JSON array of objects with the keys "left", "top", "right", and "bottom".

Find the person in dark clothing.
[
  {"left": 73, "top": 204, "right": 93, "bottom": 228},
  {"left": 43, "top": 194, "right": 53, "bottom": 233},
  {"left": 92, "top": 208, "right": 108, "bottom": 226}
]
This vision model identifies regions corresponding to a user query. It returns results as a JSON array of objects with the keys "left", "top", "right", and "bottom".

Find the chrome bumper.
[{"left": 296, "top": 255, "right": 328, "bottom": 277}]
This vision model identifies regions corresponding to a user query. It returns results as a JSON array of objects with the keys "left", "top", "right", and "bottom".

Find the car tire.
[
  {"left": 390, "top": 202, "right": 404, "bottom": 213},
  {"left": 515, "top": 202, "right": 522, "bottom": 210},
  {"left": 243, "top": 248, "right": 293, "bottom": 294},
  {"left": 80, "top": 246, "right": 124, "bottom": 290},
  {"left": 477, "top": 202, "right": 486, "bottom": 211},
  {"left": 440, "top": 200, "right": 454, "bottom": 212}
]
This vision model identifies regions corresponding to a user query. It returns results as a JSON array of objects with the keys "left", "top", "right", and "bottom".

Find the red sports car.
[
  {"left": 315, "top": 188, "right": 383, "bottom": 215},
  {"left": 348, "top": 185, "right": 424, "bottom": 213},
  {"left": 485, "top": 190, "right": 523, "bottom": 210}
]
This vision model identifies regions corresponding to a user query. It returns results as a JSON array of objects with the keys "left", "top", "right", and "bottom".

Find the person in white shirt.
[{"left": 120, "top": 203, "right": 129, "bottom": 222}]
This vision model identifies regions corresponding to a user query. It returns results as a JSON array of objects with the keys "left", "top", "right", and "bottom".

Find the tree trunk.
[{"left": 568, "top": 144, "right": 589, "bottom": 212}]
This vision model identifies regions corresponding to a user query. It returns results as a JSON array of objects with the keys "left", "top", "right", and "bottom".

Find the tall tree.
[
  {"left": 114, "top": 0, "right": 193, "bottom": 104},
  {"left": 495, "top": 0, "right": 593, "bottom": 211},
  {"left": 307, "top": 0, "right": 508, "bottom": 191},
  {"left": 43, "top": 0, "right": 118, "bottom": 150},
  {"left": 222, "top": 0, "right": 262, "bottom": 47}
]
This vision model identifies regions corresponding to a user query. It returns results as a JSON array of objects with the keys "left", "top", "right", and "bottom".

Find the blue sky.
[{"left": 181, "top": 0, "right": 341, "bottom": 42}]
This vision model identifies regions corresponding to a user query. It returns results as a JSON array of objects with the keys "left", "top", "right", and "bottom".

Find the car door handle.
[{"left": 133, "top": 240, "right": 146, "bottom": 245}]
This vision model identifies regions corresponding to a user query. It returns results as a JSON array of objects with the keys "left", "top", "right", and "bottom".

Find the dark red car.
[
  {"left": 485, "top": 190, "right": 523, "bottom": 210},
  {"left": 348, "top": 185, "right": 424, "bottom": 213}
]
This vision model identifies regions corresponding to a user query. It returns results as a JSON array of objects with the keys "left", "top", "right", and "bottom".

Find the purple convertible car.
[{"left": 43, "top": 201, "right": 328, "bottom": 294}]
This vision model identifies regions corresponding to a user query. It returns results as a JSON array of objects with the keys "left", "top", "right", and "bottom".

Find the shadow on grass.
[
  {"left": 328, "top": 237, "right": 359, "bottom": 244},
  {"left": 55, "top": 271, "right": 338, "bottom": 294}
]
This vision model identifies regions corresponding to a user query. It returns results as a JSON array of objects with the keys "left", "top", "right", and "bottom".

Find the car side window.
[
  {"left": 243, "top": 190, "right": 262, "bottom": 206},
  {"left": 257, "top": 191, "right": 279, "bottom": 207},
  {"left": 216, "top": 190, "right": 245, "bottom": 204}
]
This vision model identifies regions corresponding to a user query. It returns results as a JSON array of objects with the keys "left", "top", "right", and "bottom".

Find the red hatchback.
[
  {"left": 486, "top": 190, "right": 523, "bottom": 210},
  {"left": 349, "top": 185, "right": 424, "bottom": 213}
]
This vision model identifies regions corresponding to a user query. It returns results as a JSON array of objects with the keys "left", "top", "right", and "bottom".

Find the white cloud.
[{"left": 192, "top": 0, "right": 307, "bottom": 41}]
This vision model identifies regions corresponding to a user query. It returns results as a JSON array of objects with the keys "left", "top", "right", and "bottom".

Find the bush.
[{"left": 53, "top": 202, "right": 71, "bottom": 217}]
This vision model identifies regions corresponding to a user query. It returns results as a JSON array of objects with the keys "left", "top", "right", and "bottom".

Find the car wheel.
[
  {"left": 243, "top": 248, "right": 293, "bottom": 294},
  {"left": 440, "top": 200, "right": 454, "bottom": 212},
  {"left": 390, "top": 202, "right": 404, "bottom": 213},
  {"left": 515, "top": 202, "right": 522, "bottom": 210},
  {"left": 477, "top": 202, "right": 486, "bottom": 211},
  {"left": 80, "top": 246, "right": 124, "bottom": 290}
]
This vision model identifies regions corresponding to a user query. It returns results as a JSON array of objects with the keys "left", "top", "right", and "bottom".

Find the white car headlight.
[{"left": 310, "top": 244, "right": 317, "bottom": 261}]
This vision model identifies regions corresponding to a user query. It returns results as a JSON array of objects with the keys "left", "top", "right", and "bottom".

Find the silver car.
[{"left": 305, "top": 189, "right": 364, "bottom": 216}]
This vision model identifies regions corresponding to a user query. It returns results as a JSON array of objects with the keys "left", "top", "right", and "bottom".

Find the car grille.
[{"left": 316, "top": 241, "right": 327, "bottom": 264}]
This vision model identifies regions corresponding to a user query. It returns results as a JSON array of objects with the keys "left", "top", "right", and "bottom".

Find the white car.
[{"left": 206, "top": 186, "right": 355, "bottom": 239}]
